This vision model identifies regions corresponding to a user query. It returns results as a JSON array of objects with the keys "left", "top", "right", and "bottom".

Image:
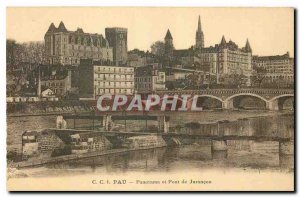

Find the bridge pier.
[
  {"left": 279, "top": 141, "right": 294, "bottom": 169},
  {"left": 157, "top": 116, "right": 170, "bottom": 133},
  {"left": 211, "top": 140, "right": 228, "bottom": 151},
  {"left": 222, "top": 100, "right": 234, "bottom": 110},
  {"left": 279, "top": 141, "right": 294, "bottom": 155},
  {"left": 102, "top": 115, "right": 112, "bottom": 131},
  {"left": 267, "top": 100, "right": 279, "bottom": 111},
  {"left": 211, "top": 140, "right": 228, "bottom": 159}
]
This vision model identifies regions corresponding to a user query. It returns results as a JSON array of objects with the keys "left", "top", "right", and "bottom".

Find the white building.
[
  {"left": 94, "top": 65, "right": 134, "bottom": 95},
  {"left": 252, "top": 52, "right": 294, "bottom": 83},
  {"left": 79, "top": 59, "right": 135, "bottom": 99}
]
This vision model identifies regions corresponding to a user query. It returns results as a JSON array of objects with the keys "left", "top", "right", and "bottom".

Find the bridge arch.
[
  {"left": 268, "top": 94, "right": 294, "bottom": 110},
  {"left": 224, "top": 93, "right": 268, "bottom": 110},
  {"left": 187, "top": 95, "right": 223, "bottom": 110},
  {"left": 269, "top": 94, "right": 294, "bottom": 102},
  {"left": 159, "top": 95, "right": 184, "bottom": 111}
]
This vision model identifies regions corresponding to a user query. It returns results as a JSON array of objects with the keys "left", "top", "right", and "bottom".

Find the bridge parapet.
[
  {"left": 157, "top": 89, "right": 294, "bottom": 95},
  {"left": 157, "top": 89, "right": 294, "bottom": 101}
]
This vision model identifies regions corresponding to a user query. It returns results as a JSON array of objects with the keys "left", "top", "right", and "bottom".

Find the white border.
[{"left": 1, "top": 0, "right": 299, "bottom": 196}]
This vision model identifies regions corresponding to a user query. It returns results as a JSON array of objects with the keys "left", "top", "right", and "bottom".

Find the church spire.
[
  {"left": 195, "top": 15, "right": 204, "bottom": 49},
  {"left": 198, "top": 15, "right": 202, "bottom": 32}
]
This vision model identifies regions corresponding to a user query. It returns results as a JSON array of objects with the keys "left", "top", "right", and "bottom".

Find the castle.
[{"left": 44, "top": 22, "right": 128, "bottom": 66}]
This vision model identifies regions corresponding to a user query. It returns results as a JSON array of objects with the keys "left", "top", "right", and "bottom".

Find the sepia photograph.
[{"left": 6, "top": 7, "right": 294, "bottom": 191}]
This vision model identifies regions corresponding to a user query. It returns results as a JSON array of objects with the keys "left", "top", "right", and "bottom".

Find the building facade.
[
  {"left": 39, "top": 65, "right": 72, "bottom": 96},
  {"left": 192, "top": 36, "right": 252, "bottom": 85},
  {"left": 40, "top": 74, "right": 71, "bottom": 96},
  {"left": 105, "top": 28, "right": 128, "bottom": 66},
  {"left": 216, "top": 36, "right": 252, "bottom": 77},
  {"left": 252, "top": 52, "right": 294, "bottom": 87},
  {"left": 44, "top": 21, "right": 113, "bottom": 65},
  {"left": 127, "top": 49, "right": 158, "bottom": 67},
  {"left": 135, "top": 64, "right": 166, "bottom": 93},
  {"left": 194, "top": 47, "right": 218, "bottom": 74},
  {"left": 79, "top": 59, "right": 135, "bottom": 99}
]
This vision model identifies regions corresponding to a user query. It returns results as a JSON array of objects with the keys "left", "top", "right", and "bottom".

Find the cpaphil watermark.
[{"left": 96, "top": 94, "right": 204, "bottom": 112}]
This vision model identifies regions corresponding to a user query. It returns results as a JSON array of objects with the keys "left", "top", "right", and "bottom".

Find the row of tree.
[{"left": 6, "top": 39, "right": 45, "bottom": 69}]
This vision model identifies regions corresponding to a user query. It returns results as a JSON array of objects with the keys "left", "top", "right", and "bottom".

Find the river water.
[{"left": 7, "top": 111, "right": 294, "bottom": 177}]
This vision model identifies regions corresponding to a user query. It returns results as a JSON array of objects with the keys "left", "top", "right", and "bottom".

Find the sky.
[{"left": 7, "top": 7, "right": 294, "bottom": 57}]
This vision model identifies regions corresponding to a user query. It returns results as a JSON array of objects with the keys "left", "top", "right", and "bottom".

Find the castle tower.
[
  {"left": 164, "top": 29, "right": 173, "bottom": 47},
  {"left": 195, "top": 15, "right": 204, "bottom": 49},
  {"left": 164, "top": 29, "right": 174, "bottom": 57},
  {"left": 105, "top": 27, "right": 128, "bottom": 66},
  {"left": 163, "top": 29, "right": 174, "bottom": 68}
]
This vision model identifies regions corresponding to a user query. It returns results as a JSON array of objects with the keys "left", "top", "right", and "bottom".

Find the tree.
[
  {"left": 20, "top": 41, "right": 46, "bottom": 64},
  {"left": 223, "top": 73, "right": 247, "bottom": 88},
  {"left": 6, "top": 39, "right": 25, "bottom": 67},
  {"left": 252, "top": 65, "right": 267, "bottom": 88},
  {"left": 6, "top": 39, "right": 46, "bottom": 67},
  {"left": 150, "top": 41, "right": 165, "bottom": 57},
  {"left": 186, "top": 73, "right": 200, "bottom": 89}
]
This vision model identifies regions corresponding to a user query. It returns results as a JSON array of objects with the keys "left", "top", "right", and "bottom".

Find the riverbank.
[{"left": 9, "top": 144, "right": 167, "bottom": 169}]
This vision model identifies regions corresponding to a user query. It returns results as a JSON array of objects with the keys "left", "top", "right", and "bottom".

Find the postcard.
[{"left": 6, "top": 7, "right": 294, "bottom": 191}]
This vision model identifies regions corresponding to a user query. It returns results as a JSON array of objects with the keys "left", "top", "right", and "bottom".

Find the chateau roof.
[
  {"left": 105, "top": 27, "right": 128, "bottom": 32},
  {"left": 58, "top": 21, "right": 68, "bottom": 32},
  {"left": 47, "top": 23, "right": 57, "bottom": 33},
  {"left": 216, "top": 37, "right": 240, "bottom": 51},
  {"left": 46, "top": 22, "right": 107, "bottom": 40},
  {"left": 220, "top": 35, "right": 226, "bottom": 45},
  {"left": 198, "top": 46, "right": 218, "bottom": 53},
  {"left": 253, "top": 53, "right": 291, "bottom": 61},
  {"left": 75, "top": 28, "right": 84, "bottom": 33},
  {"left": 244, "top": 39, "right": 252, "bottom": 53}
]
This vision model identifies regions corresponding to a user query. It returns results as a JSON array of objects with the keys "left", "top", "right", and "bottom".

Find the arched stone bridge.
[{"left": 156, "top": 89, "right": 294, "bottom": 110}]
